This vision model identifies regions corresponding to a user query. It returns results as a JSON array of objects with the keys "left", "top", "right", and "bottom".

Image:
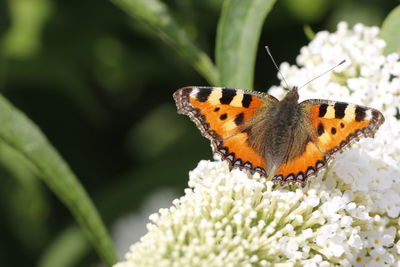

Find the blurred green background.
[{"left": 0, "top": 0, "right": 398, "bottom": 266}]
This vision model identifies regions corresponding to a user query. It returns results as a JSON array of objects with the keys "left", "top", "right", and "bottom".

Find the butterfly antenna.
[
  {"left": 298, "top": 60, "right": 346, "bottom": 90},
  {"left": 265, "top": 46, "right": 290, "bottom": 89}
]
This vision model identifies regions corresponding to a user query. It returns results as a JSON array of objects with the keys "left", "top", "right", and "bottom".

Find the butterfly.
[{"left": 173, "top": 86, "right": 384, "bottom": 186}]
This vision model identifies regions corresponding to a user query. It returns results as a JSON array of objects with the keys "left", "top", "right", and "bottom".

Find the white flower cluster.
[
  {"left": 270, "top": 21, "right": 400, "bottom": 266},
  {"left": 115, "top": 160, "right": 398, "bottom": 266},
  {"left": 115, "top": 23, "right": 400, "bottom": 266}
]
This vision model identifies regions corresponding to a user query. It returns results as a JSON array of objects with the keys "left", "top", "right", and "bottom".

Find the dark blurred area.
[{"left": 0, "top": 0, "right": 397, "bottom": 266}]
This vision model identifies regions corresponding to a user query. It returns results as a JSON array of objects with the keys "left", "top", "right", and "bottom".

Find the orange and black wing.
[
  {"left": 174, "top": 86, "right": 278, "bottom": 176},
  {"left": 305, "top": 100, "right": 384, "bottom": 155},
  {"left": 272, "top": 99, "right": 384, "bottom": 186}
]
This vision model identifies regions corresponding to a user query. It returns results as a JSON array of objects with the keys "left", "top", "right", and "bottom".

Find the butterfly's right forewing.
[{"left": 303, "top": 99, "right": 384, "bottom": 155}]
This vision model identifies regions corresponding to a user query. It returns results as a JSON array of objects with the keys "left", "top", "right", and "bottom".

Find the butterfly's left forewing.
[{"left": 174, "top": 86, "right": 277, "bottom": 175}]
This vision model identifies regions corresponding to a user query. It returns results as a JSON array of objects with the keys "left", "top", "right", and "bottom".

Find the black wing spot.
[
  {"left": 196, "top": 88, "right": 211, "bottom": 102},
  {"left": 317, "top": 123, "right": 325, "bottom": 136},
  {"left": 234, "top": 113, "right": 244, "bottom": 126},
  {"left": 220, "top": 113, "right": 227, "bottom": 120},
  {"left": 331, "top": 127, "right": 337, "bottom": 134},
  {"left": 334, "top": 102, "right": 348, "bottom": 119},
  {"left": 242, "top": 94, "right": 252, "bottom": 108},
  {"left": 340, "top": 122, "right": 345, "bottom": 128},
  {"left": 355, "top": 106, "right": 367, "bottom": 121},
  {"left": 319, "top": 104, "right": 328, "bottom": 117},
  {"left": 214, "top": 107, "right": 220, "bottom": 112},
  {"left": 220, "top": 89, "right": 236, "bottom": 104}
]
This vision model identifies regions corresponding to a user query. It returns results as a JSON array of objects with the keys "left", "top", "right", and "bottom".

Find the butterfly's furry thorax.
[
  {"left": 244, "top": 87, "right": 313, "bottom": 177},
  {"left": 173, "top": 86, "right": 384, "bottom": 187}
]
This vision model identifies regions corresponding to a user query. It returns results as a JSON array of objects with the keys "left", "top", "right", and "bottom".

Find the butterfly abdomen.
[
  {"left": 244, "top": 95, "right": 311, "bottom": 175},
  {"left": 270, "top": 101, "right": 312, "bottom": 165}
]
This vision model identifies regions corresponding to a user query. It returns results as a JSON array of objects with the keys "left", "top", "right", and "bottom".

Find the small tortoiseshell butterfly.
[{"left": 173, "top": 86, "right": 384, "bottom": 186}]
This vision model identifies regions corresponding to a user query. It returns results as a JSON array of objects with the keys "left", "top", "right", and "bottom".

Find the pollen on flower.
[{"left": 115, "top": 22, "right": 400, "bottom": 267}]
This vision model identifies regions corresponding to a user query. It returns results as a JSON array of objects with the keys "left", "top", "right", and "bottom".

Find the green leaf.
[
  {"left": 112, "top": 0, "right": 219, "bottom": 85},
  {"left": 0, "top": 95, "right": 116, "bottom": 266},
  {"left": 216, "top": 0, "right": 276, "bottom": 89},
  {"left": 380, "top": 5, "right": 400, "bottom": 55}
]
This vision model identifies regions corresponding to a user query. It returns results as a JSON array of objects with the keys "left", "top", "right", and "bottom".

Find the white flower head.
[
  {"left": 115, "top": 22, "right": 400, "bottom": 266},
  {"left": 116, "top": 160, "right": 368, "bottom": 266}
]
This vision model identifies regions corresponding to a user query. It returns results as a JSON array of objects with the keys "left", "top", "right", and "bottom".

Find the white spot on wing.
[
  {"left": 365, "top": 109, "right": 372, "bottom": 120},
  {"left": 190, "top": 88, "right": 199, "bottom": 97}
]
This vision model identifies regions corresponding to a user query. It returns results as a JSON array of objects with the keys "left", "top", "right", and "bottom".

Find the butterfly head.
[{"left": 282, "top": 86, "right": 299, "bottom": 103}]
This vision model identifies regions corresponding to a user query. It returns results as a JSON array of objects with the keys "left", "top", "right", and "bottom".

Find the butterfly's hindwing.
[{"left": 272, "top": 141, "right": 328, "bottom": 186}]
